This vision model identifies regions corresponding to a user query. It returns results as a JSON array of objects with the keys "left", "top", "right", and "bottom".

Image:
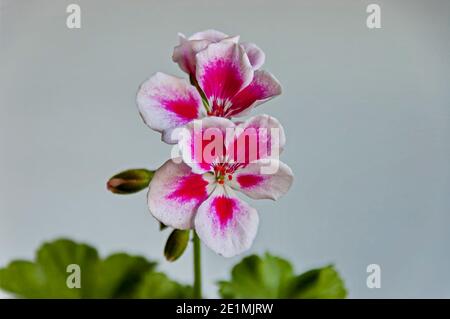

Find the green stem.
[
  {"left": 193, "top": 231, "right": 202, "bottom": 299},
  {"left": 189, "top": 74, "right": 210, "bottom": 113}
]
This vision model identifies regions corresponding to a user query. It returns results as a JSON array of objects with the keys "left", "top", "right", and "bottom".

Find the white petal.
[
  {"left": 196, "top": 40, "right": 253, "bottom": 103},
  {"left": 188, "top": 29, "right": 229, "bottom": 42},
  {"left": 137, "top": 72, "right": 204, "bottom": 140},
  {"left": 241, "top": 42, "right": 265, "bottom": 70},
  {"left": 194, "top": 186, "right": 258, "bottom": 257},
  {"left": 148, "top": 159, "right": 213, "bottom": 229},
  {"left": 229, "top": 159, "right": 293, "bottom": 200},
  {"left": 229, "top": 114, "right": 286, "bottom": 165},
  {"left": 178, "top": 117, "right": 236, "bottom": 174},
  {"left": 227, "top": 70, "right": 282, "bottom": 117},
  {"left": 172, "top": 39, "right": 210, "bottom": 74}
]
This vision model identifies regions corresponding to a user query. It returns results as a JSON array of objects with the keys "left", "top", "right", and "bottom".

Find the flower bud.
[
  {"left": 164, "top": 229, "right": 190, "bottom": 262},
  {"left": 107, "top": 169, "right": 154, "bottom": 194}
]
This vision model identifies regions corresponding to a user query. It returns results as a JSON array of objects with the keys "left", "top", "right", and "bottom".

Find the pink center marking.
[
  {"left": 237, "top": 174, "right": 264, "bottom": 189},
  {"left": 212, "top": 196, "right": 235, "bottom": 228},
  {"left": 168, "top": 174, "right": 208, "bottom": 202},
  {"left": 162, "top": 96, "right": 198, "bottom": 122}
]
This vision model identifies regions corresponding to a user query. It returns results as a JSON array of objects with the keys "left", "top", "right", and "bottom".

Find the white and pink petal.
[
  {"left": 196, "top": 41, "right": 254, "bottom": 104},
  {"left": 188, "top": 29, "right": 229, "bottom": 42},
  {"left": 194, "top": 186, "right": 259, "bottom": 257},
  {"left": 173, "top": 30, "right": 238, "bottom": 75},
  {"left": 178, "top": 117, "right": 236, "bottom": 174},
  {"left": 230, "top": 159, "right": 293, "bottom": 200},
  {"left": 227, "top": 70, "right": 282, "bottom": 117},
  {"left": 173, "top": 37, "right": 211, "bottom": 75},
  {"left": 148, "top": 159, "right": 214, "bottom": 229},
  {"left": 137, "top": 72, "right": 204, "bottom": 142},
  {"left": 241, "top": 42, "right": 265, "bottom": 70},
  {"left": 228, "top": 114, "right": 286, "bottom": 164}
]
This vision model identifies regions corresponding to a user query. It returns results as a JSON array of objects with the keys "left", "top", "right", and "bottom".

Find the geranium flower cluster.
[{"left": 137, "top": 30, "right": 293, "bottom": 257}]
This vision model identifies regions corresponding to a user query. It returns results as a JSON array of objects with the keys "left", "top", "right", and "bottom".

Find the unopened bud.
[
  {"left": 107, "top": 169, "right": 154, "bottom": 194},
  {"left": 164, "top": 229, "right": 190, "bottom": 262}
]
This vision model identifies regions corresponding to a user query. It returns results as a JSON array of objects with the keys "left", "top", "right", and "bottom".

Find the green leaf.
[
  {"left": 89, "top": 253, "right": 156, "bottom": 298},
  {"left": 107, "top": 168, "right": 154, "bottom": 194},
  {"left": 218, "top": 253, "right": 347, "bottom": 299},
  {"left": 0, "top": 238, "right": 194, "bottom": 299},
  {"left": 218, "top": 253, "right": 294, "bottom": 299},
  {"left": 134, "top": 272, "right": 192, "bottom": 298},
  {"left": 0, "top": 261, "right": 46, "bottom": 298},
  {"left": 0, "top": 239, "right": 103, "bottom": 298},
  {"left": 164, "top": 229, "right": 190, "bottom": 262},
  {"left": 286, "top": 265, "right": 347, "bottom": 299}
]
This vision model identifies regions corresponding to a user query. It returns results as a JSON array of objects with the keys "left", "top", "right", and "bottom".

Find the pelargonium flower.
[
  {"left": 147, "top": 115, "right": 293, "bottom": 257},
  {"left": 137, "top": 30, "right": 282, "bottom": 144}
]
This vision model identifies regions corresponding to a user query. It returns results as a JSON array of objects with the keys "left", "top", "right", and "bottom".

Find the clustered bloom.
[
  {"left": 137, "top": 30, "right": 293, "bottom": 257},
  {"left": 137, "top": 29, "right": 281, "bottom": 143}
]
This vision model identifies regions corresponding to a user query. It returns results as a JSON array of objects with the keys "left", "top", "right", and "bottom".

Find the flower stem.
[
  {"left": 193, "top": 231, "right": 202, "bottom": 299},
  {"left": 189, "top": 74, "right": 210, "bottom": 113}
]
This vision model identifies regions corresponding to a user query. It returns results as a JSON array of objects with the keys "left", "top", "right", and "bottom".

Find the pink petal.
[
  {"left": 148, "top": 159, "right": 214, "bottom": 229},
  {"left": 228, "top": 114, "right": 286, "bottom": 165},
  {"left": 230, "top": 159, "right": 293, "bottom": 200},
  {"left": 241, "top": 42, "right": 265, "bottom": 70},
  {"left": 194, "top": 186, "right": 258, "bottom": 257},
  {"left": 196, "top": 40, "right": 253, "bottom": 105},
  {"left": 178, "top": 117, "right": 236, "bottom": 174},
  {"left": 227, "top": 70, "right": 282, "bottom": 117},
  {"left": 137, "top": 72, "right": 204, "bottom": 143}
]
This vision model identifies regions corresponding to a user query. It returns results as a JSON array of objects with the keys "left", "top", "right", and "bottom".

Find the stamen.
[
  {"left": 214, "top": 163, "right": 235, "bottom": 184},
  {"left": 208, "top": 98, "right": 233, "bottom": 117}
]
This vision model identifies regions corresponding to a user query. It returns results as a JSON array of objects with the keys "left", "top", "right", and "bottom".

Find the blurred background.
[{"left": 1, "top": 0, "right": 449, "bottom": 298}]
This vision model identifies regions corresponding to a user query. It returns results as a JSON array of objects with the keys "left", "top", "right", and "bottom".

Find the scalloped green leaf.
[
  {"left": 218, "top": 253, "right": 346, "bottom": 299},
  {"left": 286, "top": 265, "right": 347, "bottom": 299},
  {"left": 0, "top": 238, "right": 192, "bottom": 299},
  {"left": 134, "top": 272, "right": 193, "bottom": 298},
  {"left": 0, "top": 239, "right": 103, "bottom": 298}
]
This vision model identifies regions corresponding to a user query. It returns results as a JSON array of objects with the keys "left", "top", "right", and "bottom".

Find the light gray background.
[{"left": 1, "top": 0, "right": 449, "bottom": 298}]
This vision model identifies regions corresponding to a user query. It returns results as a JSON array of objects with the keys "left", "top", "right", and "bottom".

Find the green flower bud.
[
  {"left": 164, "top": 229, "right": 190, "bottom": 262},
  {"left": 107, "top": 169, "right": 154, "bottom": 194}
]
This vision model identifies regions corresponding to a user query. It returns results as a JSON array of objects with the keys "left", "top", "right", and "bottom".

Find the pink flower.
[
  {"left": 137, "top": 30, "right": 282, "bottom": 144},
  {"left": 147, "top": 115, "right": 293, "bottom": 257}
]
